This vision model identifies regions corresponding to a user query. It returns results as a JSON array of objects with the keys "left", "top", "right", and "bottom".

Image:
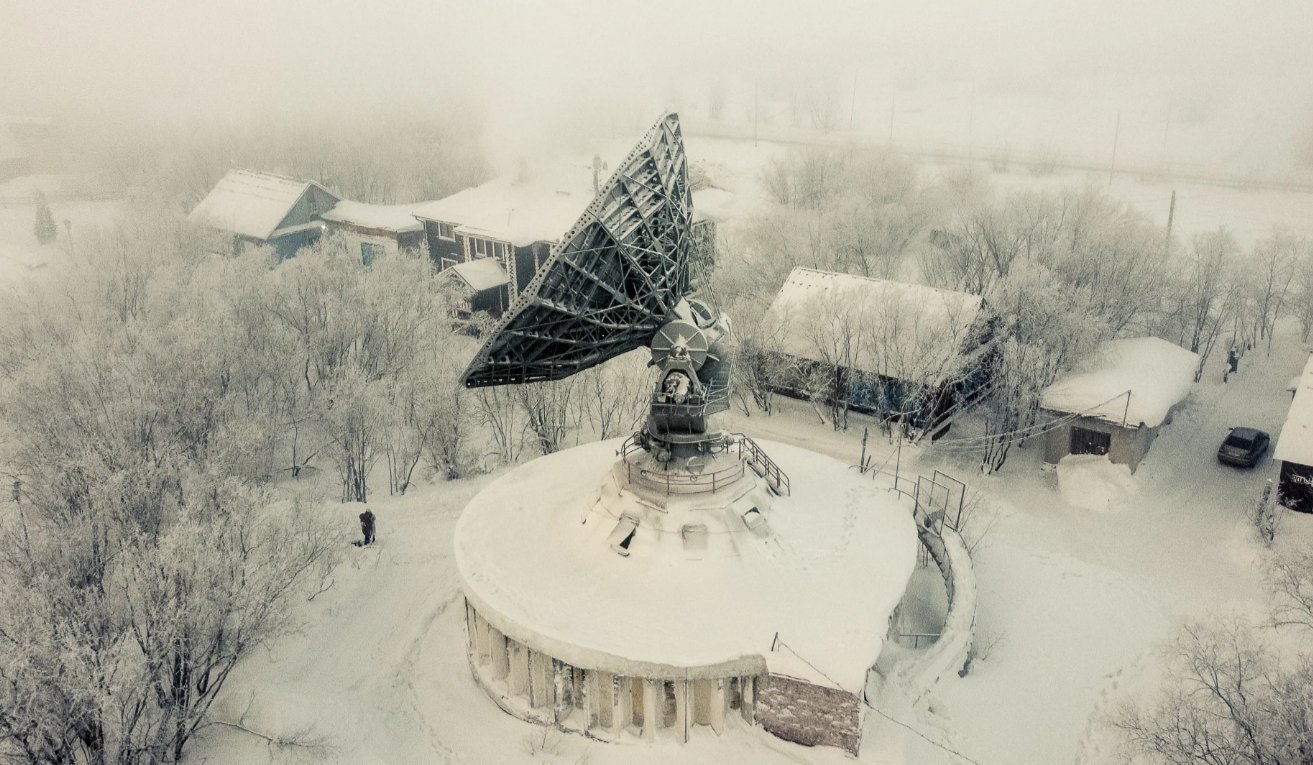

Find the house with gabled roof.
[
  {"left": 188, "top": 169, "right": 340, "bottom": 260},
  {"left": 761, "top": 267, "right": 992, "bottom": 434},
  {"left": 411, "top": 157, "right": 718, "bottom": 319}
]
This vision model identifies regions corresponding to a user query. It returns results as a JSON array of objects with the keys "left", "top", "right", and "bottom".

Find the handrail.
[
  {"left": 619, "top": 432, "right": 792, "bottom": 497},
  {"left": 733, "top": 434, "right": 791, "bottom": 496}
]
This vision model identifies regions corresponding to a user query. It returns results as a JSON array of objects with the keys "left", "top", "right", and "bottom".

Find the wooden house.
[
  {"left": 188, "top": 169, "right": 340, "bottom": 260},
  {"left": 761, "top": 268, "right": 991, "bottom": 434},
  {"left": 412, "top": 158, "right": 717, "bottom": 318}
]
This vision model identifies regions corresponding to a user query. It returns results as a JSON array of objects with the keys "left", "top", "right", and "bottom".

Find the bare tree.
[
  {"left": 517, "top": 378, "right": 580, "bottom": 455},
  {"left": 1176, "top": 229, "right": 1243, "bottom": 382},
  {"left": 1110, "top": 619, "right": 1313, "bottom": 765},
  {"left": 1247, "top": 228, "right": 1301, "bottom": 352},
  {"left": 576, "top": 351, "right": 652, "bottom": 440}
]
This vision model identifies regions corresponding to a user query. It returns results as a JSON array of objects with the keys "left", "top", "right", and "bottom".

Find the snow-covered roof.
[
  {"left": 187, "top": 169, "right": 335, "bottom": 240},
  {"left": 763, "top": 268, "right": 985, "bottom": 385},
  {"left": 456, "top": 439, "right": 918, "bottom": 694},
  {"left": 445, "top": 258, "right": 509, "bottom": 292},
  {"left": 411, "top": 160, "right": 603, "bottom": 247},
  {"left": 322, "top": 200, "right": 424, "bottom": 233},
  {"left": 1041, "top": 337, "right": 1198, "bottom": 427},
  {"left": 1275, "top": 354, "right": 1313, "bottom": 465}
]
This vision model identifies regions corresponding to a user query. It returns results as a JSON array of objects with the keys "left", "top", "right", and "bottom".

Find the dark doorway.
[{"left": 1070, "top": 426, "right": 1111, "bottom": 456}]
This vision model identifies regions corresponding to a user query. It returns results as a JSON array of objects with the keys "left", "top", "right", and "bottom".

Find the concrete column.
[
  {"left": 528, "top": 650, "right": 552, "bottom": 709},
  {"left": 614, "top": 677, "right": 632, "bottom": 733},
  {"left": 709, "top": 679, "right": 726, "bottom": 735},
  {"left": 508, "top": 640, "right": 529, "bottom": 697},
  {"left": 464, "top": 601, "right": 476, "bottom": 657},
  {"left": 642, "top": 679, "right": 660, "bottom": 740},
  {"left": 673, "top": 679, "right": 689, "bottom": 742},
  {"left": 740, "top": 676, "right": 755, "bottom": 724},
  {"left": 553, "top": 662, "right": 569, "bottom": 723},
  {"left": 474, "top": 612, "right": 491, "bottom": 664},
  {"left": 585, "top": 671, "right": 600, "bottom": 730},
  {"left": 489, "top": 627, "right": 509, "bottom": 680},
  {"left": 595, "top": 671, "right": 614, "bottom": 729},
  {"left": 693, "top": 679, "right": 711, "bottom": 726}
]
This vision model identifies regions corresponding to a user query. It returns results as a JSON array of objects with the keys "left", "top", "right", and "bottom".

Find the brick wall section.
[{"left": 755, "top": 674, "right": 862, "bottom": 755}]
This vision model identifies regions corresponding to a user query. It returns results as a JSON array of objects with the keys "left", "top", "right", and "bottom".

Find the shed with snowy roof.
[
  {"left": 1274, "top": 353, "right": 1313, "bottom": 512},
  {"left": 760, "top": 268, "right": 992, "bottom": 433},
  {"left": 441, "top": 257, "right": 512, "bottom": 317},
  {"left": 188, "top": 169, "right": 340, "bottom": 260},
  {"left": 1040, "top": 336, "right": 1198, "bottom": 473}
]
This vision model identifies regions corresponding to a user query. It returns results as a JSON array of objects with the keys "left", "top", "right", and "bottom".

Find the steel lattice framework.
[{"left": 461, "top": 113, "right": 693, "bottom": 388}]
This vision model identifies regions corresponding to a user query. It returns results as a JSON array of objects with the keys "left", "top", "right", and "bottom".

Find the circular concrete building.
[
  {"left": 455, "top": 437, "right": 919, "bottom": 752},
  {"left": 449, "top": 112, "right": 940, "bottom": 754}
]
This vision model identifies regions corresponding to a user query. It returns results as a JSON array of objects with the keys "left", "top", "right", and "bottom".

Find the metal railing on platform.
[
  {"left": 734, "top": 434, "right": 791, "bottom": 496},
  {"left": 616, "top": 431, "right": 792, "bottom": 497}
]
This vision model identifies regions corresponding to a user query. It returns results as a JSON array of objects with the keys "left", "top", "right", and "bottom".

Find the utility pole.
[
  {"left": 1108, "top": 110, "right": 1121, "bottom": 188},
  {"left": 1165, "top": 189, "right": 1177, "bottom": 253}
]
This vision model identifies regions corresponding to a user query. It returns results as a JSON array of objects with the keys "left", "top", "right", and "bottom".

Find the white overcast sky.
[{"left": 1, "top": 0, "right": 1310, "bottom": 164}]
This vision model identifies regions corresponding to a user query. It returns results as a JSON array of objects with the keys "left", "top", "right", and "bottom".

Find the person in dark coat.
[
  {"left": 1224, "top": 347, "right": 1239, "bottom": 382},
  {"left": 359, "top": 510, "right": 376, "bottom": 546}
]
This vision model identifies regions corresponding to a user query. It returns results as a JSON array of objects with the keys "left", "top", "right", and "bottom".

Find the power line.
[
  {"left": 919, "top": 389, "right": 1134, "bottom": 452},
  {"left": 774, "top": 638, "right": 981, "bottom": 764},
  {"left": 865, "top": 702, "right": 982, "bottom": 765}
]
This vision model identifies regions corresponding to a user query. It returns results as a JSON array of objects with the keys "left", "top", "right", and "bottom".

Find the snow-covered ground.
[
  {"left": 0, "top": 174, "right": 122, "bottom": 284},
  {"left": 3, "top": 150, "right": 1312, "bottom": 763},
  {"left": 176, "top": 319, "right": 1313, "bottom": 765}
]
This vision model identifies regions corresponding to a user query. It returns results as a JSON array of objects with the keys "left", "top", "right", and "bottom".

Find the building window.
[
  {"left": 465, "top": 236, "right": 511, "bottom": 262},
  {"left": 435, "top": 222, "right": 456, "bottom": 241},
  {"left": 360, "top": 241, "right": 383, "bottom": 266}
]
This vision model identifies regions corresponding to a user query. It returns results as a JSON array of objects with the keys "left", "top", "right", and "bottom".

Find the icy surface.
[
  {"left": 455, "top": 439, "right": 919, "bottom": 693},
  {"left": 1041, "top": 336, "right": 1198, "bottom": 427}
]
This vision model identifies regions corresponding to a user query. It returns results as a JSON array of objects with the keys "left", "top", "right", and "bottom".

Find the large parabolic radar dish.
[{"left": 460, "top": 113, "right": 693, "bottom": 388}]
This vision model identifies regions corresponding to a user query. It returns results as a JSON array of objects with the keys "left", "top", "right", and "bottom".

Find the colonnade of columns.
[{"left": 466, "top": 602, "right": 756, "bottom": 741}]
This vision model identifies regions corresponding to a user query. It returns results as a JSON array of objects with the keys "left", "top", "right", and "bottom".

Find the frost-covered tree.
[
  {"left": 1245, "top": 228, "right": 1302, "bottom": 352},
  {"left": 517, "top": 377, "right": 580, "bottom": 455},
  {"left": 31, "top": 190, "right": 57, "bottom": 245},
  {"left": 576, "top": 351, "right": 653, "bottom": 440},
  {"left": 1111, "top": 619, "right": 1313, "bottom": 765},
  {"left": 977, "top": 261, "right": 1108, "bottom": 473},
  {"left": 1166, "top": 228, "right": 1243, "bottom": 382}
]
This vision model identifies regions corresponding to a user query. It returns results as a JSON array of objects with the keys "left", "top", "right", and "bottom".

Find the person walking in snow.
[
  {"left": 359, "top": 510, "right": 376, "bottom": 546},
  {"left": 1224, "top": 347, "right": 1239, "bottom": 383}
]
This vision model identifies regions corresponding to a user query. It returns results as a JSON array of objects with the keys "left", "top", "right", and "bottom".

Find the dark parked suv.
[{"left": 1217, "top": 427, "right": 1270, "bottom": 468}]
